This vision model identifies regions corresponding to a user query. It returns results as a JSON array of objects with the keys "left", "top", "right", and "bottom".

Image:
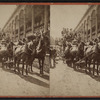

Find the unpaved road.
[
  {"left": 50, "top": 60, "right": 100, "bottom": 96},
  {"left": 0, "top": 63, "right": 49, "bottom": 96}
]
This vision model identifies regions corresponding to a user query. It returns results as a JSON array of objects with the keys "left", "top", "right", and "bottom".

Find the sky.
[
  {"left": 0, "top": 5, "right": 17, "bottom": 29},
  {"left": 50, "top": 5, "right": 89, "bottom": 39}
]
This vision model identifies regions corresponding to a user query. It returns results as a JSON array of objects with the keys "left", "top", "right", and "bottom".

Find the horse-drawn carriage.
[
  {"left": 0, "top": 32, "right": 50, "bottom": 76},
  {"left": 62, "top": 40, "right": 100, "bottom": 76}
]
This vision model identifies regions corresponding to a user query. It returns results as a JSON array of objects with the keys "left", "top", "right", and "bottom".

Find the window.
[
  {"left": 34, "top": 5, "right": 44, "bottom": 28},
  {"left": 25, "top": 5, "right": 32, "bottom": 32},
  {"left": 87, "top": 16, "right": 91, "bottom": 29},
  {"left": 15, "top": 16, "right": 19, "bottom": 35},
  {"left": 19, "top": 10, "right": 24, "bottom": 33},
  {"left": 15, "top": 16, "right": 19, "bottom": 29},
  {"left": 97, "top": 6, "right": 100, "bottom": 33}
]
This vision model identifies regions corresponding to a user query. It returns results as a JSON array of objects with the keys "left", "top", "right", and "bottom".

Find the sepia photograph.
[
  {"left": 1, "top": 3, "right": 100, "bottom": 98},
  {"left": 0, "top": 4, "right": 50, "bottom": 96},
  {"left": 50, "top": 4, "right": 100, "bottom": 96}
]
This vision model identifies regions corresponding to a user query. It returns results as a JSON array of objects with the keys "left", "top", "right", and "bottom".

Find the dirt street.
[
  {"left": 50, "top": 60, "right": 100, "bottom": 96},
  {"left": 0, "top": 63, "right": 49, "bottom": 97}
]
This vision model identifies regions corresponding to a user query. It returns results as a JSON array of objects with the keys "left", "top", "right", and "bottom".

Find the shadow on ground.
[
  {"left": 65, "top": 63, "right": 100, "bottom": 82},
  {"left": 1, "top": 67, "right": 49, "bottom": 88}
]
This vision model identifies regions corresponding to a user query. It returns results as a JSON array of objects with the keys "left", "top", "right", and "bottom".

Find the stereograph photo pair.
[{"left": 0, "top": 3, "right": 100, "bottom": 97}]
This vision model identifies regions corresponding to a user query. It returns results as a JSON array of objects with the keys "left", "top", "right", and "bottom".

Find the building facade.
[
  {"left": 2, "top": 5, "right": 50, "bottom": 42},
  {"left": 74, "top": 5, "right": 100, "bottom": 42}
]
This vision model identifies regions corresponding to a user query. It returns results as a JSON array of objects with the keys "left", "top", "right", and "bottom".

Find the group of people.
[
  {"left": 62, "top": 29, "right": 100, "bottom": 57},
  {"left": 61, "top": 28, "right": 76, "bottom": 52},
  {"left": 61, "top": 28, "right": 74, "bottom": 42},
  {"left": 0, "top": 26, "right": 50, "bottom": 62},
  {"left": 61, "top": 27, "right": 100, "bottom": 53}
]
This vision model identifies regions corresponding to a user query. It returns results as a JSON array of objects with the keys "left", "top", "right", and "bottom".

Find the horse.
[
  {"left": 84, "top": 42, "right": 100, "bottom": 76},
  {"left": 0, "top": 46, "right": 8, "bottom": 66},
  {"left": 4, "top": 41, "right": 15, "bottom": 68},
  {"left": 67, "top": 44, "right": 78, "bottom": 67},
  {"left": 76, "top": 41, "right": 85, "bottom": 60},
  {"left": 7, "top": 41, "right": 15, "bottom": 60},
  {"left": 63, "top": 42, "right": 72, "bottom": 64},
  {"left": 0, "top": 41, "right": 14, "bottom": 67},
  {"left": 94, "top": 42, "right": 100, "bottom": 75},
  {"left": 30, "top": 33, "right": 48, "bottom": 76},
  {"left": 13, "top": 32, "right": 48, "bottom": 76},
  {"left": 69, "top": 41, "right": 85, "bottom": 69},
  {"left": 84, "top": 44, "right": 94, "bottom": 74},
  {"left": 74, "top": 41, "right": 85, "bottom": 69},
  {"left": 13, "top": 38, "right": 38, "bottom": 75}
]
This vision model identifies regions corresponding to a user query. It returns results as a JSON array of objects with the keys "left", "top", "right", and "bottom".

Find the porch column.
[
  {"left": 95, "top": 13, "right": 98, "bottom": 38},
  {"left": 32, "top": 5, "right": 35, "bottom": 34},
  {"left": 83, "top": 24, "right": 85, "bottom": 42},
  {"left": 18, "top": 15, "right": 20, "bottom": 40},
  {"left": 14, "top": 21, "right": 16, "bottom": 41},
  {"left": 24, "top": 9, "right": 26, "bottom": 38},
  {"left": 86, "top": 23, "right": 88, "bottom": 42},
  {"left": 90, "top": 18, "right": 92, "bottom": 40},
  {"left": 44, "top": 6, "right": 49, "bottom": 33},
  {"left": 11, "top": 23, "right": 13, "bottom": 41}
]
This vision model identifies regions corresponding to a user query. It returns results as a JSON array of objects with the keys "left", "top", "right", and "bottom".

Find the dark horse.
[
  {"left": 69, "top": 41, "right": 85, "bottom": 69},
  {"left": 30, "top": 33, "right": 48, "bottom": 76}
]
